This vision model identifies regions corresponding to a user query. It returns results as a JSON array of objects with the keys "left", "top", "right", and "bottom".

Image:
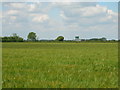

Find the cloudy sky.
[{"left": 2, "top": 2, "right": 118, "bottom": 40}]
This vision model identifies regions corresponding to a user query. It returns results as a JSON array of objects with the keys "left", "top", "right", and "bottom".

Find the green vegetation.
[
  {"left": 1, "top": 33, "right": 24, "bottom": 42},
  {"left": 27, "top": 32, "right": 37, "bottom": 41},
  {"left": 55, "top": 36, "right": 64, "bottom": 41},
  {"left": 1, "top": 32, "right": 118, "bottom": 42},
  {"left": 2, "top": 42, "right": 118, "bottom": 88}
]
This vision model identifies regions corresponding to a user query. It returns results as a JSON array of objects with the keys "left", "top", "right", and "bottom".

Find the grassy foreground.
[{"left": 2, "top": 42, "right": 118, "bottom": 88}]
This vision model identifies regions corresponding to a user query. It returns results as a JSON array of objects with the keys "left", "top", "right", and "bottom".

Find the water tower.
[{"left": 75, "top": 36, "right": 80, "bottom": 41}]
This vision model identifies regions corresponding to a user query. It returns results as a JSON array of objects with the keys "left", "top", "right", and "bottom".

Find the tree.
[
  {"left": 55, "top": 36, "right": 64, "bottom": 41},
  {"left": 27, "top": 32, "right": 37, "bottom": 41},
  {"left": 12, "top": 33, "right": 18, "bottom": 37},
  {"left": 2, "top": 33, "right": 24, "bottom": 42},
  {"left": 12, "top": 33, "right": 19, "bottom": 42}
]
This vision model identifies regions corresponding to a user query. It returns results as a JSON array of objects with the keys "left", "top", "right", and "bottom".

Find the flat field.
[{"left": 2, "top": 42, "right": 118, "bottom": 88}]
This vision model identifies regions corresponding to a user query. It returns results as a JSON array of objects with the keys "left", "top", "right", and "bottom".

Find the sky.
[{"left": 1, "top": 2, "right": 118, "bottom": 40}]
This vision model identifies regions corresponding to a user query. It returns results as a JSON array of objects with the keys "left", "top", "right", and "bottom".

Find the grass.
[{"left": 2, "top": 42, "right": 118, "bottom": 88}]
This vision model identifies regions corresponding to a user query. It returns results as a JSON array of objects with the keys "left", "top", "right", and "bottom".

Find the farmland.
[{"left": 2, "top": 42, "right": 118, "bottom": 88}]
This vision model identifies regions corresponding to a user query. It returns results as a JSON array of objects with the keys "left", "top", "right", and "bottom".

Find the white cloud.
[
  {"left": 60, "top": 11, "right": 68, "bottom": 20},
  {"left": 2, "top": 2, "right": 118, "bottom": 40},
  {"left": 0, "top": 12, "right": 2, "bottom": 18},
  {"left": 7, "top": 10, "right": 19, "bottom": 15},
  {"left": 9, "top": 3, "right": 26, "bottom": 8},
  {"left": 32, "top": 14, "right": 49, "bottom": 22},
  {"left": 107, "top": 9, "right": 117, "bottom": 16},
  {"left": 59, "top": 3, "right": 118, "bottom": 25},
  {"left": 27, "top": 3, "right": 42, "bottom": 12},
  {"left": 28, "top": 4, "right": 36, "bottom": 11},
  {"left": 10, "top": 16, "right": 16, "bottom": 20},
  {"left": 81, "top": 5, "right": 107, "bottom": 17}
]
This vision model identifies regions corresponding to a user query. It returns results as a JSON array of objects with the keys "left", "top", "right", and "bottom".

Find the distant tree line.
[
  {"left": 1, "top": 33, "right": 24, "bottom": 42},
  {"left": 1, "top": 32, "right": 119, "bottom": 42},
  {"left": 80, "top": 37, "right": 107, "bottom": 42}
]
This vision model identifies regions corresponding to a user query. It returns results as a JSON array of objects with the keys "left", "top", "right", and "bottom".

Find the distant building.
[{"left": 75, "top": 36, "right": 81, "bottom": 41}]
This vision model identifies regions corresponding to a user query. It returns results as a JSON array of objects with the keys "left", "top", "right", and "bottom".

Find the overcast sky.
[{"left": 1, "top": 2, "right": 118, "bottom": 40}]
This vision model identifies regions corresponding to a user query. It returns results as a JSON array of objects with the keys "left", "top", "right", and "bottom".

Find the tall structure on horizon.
[{"left": 75, "top": 36, "right": 81, "bottom": 41}]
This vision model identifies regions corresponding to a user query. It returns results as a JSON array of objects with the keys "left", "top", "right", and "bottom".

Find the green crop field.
[{"left": 2, "top": 42, "right": 118, "bottom": 88}]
